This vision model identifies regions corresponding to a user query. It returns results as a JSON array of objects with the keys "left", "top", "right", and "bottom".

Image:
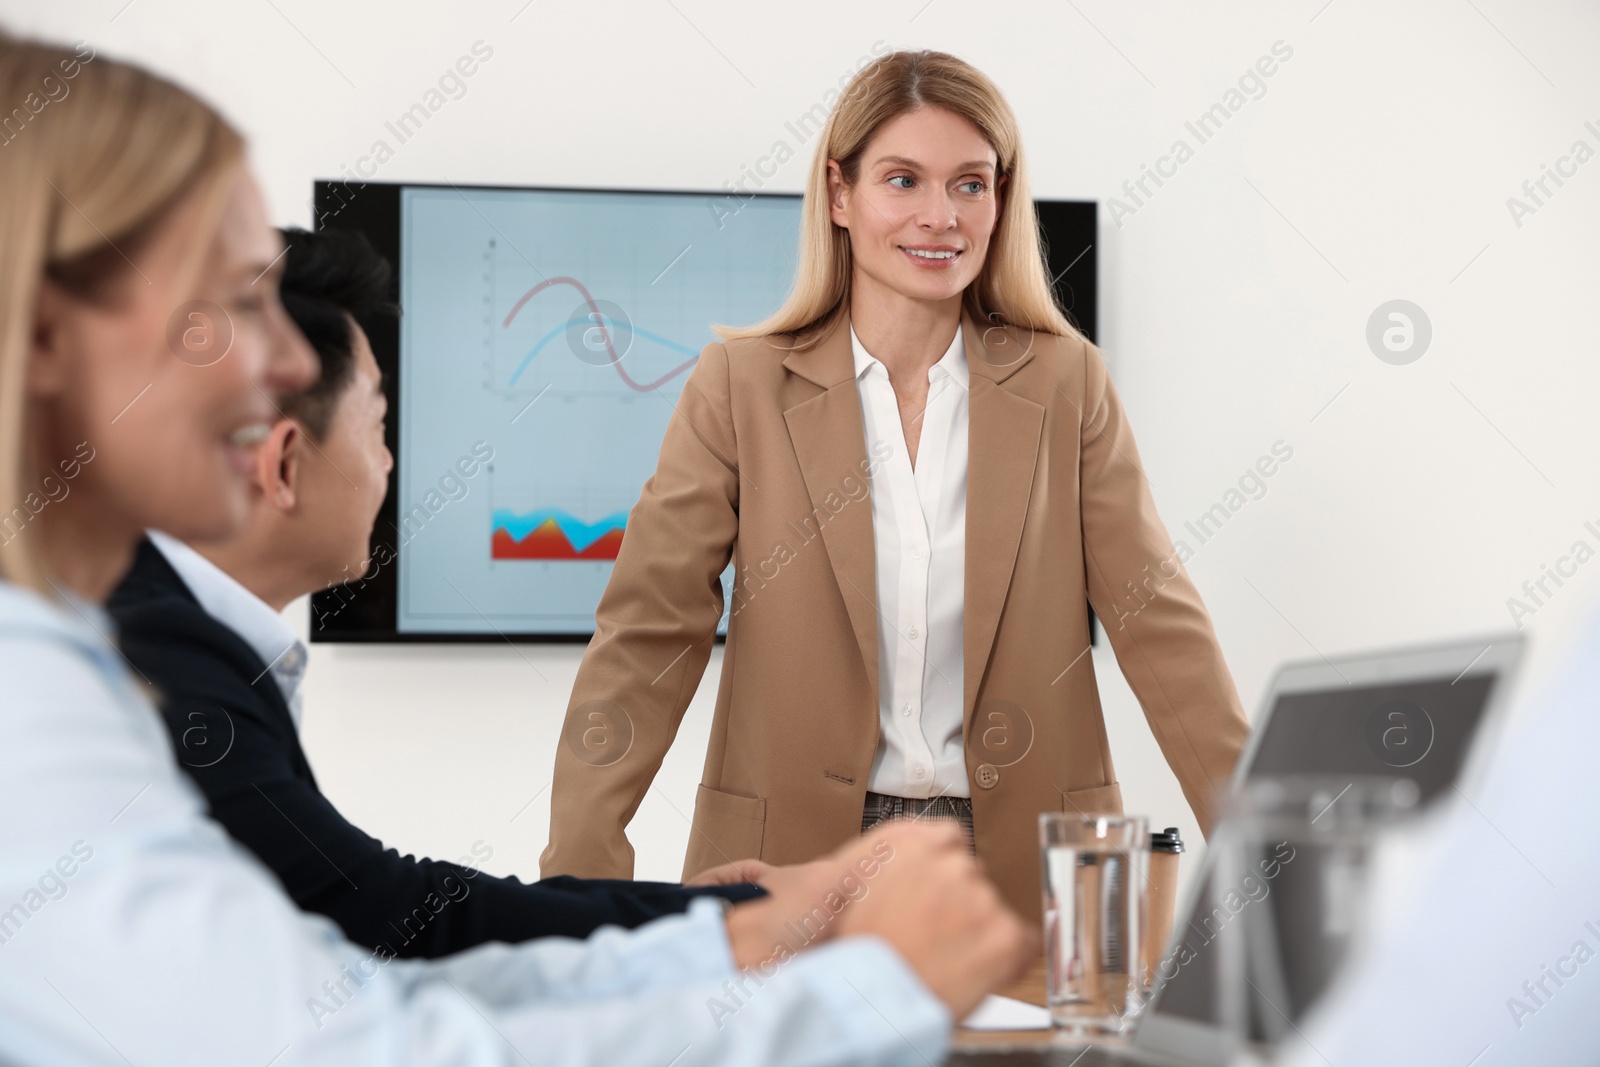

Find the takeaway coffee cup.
[{"left": 1143, "top": 826, "right": 1184, "bottom": 987}]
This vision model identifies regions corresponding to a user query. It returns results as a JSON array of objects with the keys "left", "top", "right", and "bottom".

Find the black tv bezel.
[{"left": 307, "top": 179, "right": 1096, "bottom": 643}]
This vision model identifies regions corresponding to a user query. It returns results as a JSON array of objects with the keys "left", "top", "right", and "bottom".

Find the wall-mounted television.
[{"left": 309, "top": 180, "right": 1096, "bottom": 642}]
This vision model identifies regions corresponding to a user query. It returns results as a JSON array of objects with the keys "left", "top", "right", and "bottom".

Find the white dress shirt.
[
  {"left": 852, "top": 323, "right": 970, "bottom": 800},
  {"left": 147, "top": 529, "right": 308, "bottom": 729},
  {"left": 0, "top": 578, "right": 951, "bottom": 1066}
]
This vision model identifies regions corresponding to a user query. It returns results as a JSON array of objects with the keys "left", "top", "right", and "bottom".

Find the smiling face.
[
  {"left": 29, "top": 163, "right": 319, "bottom": 555},
  {"left": 827, "top": 106, "right": 1006, "bottom": 307}
]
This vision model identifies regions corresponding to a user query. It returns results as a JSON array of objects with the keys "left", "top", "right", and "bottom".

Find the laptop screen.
[
  {"left": 1147, "top": 671, "right": 1500, "bottom": 1030},
  {"left": 1243, "top": 673, "right": 1496, "bottom": 802}
]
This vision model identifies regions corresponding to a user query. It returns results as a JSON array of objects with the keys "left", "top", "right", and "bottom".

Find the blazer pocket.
[
  {"left": 685, "top": 784, "right": 767, "bottom": 875},
  {"left": 1059, "top": 780, "right": 1124, "bottom": 816}
]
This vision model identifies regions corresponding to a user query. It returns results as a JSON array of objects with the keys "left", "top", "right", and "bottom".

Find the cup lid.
[{"left": 1150, "top": 826, "right": 1185, "bottom": 852}]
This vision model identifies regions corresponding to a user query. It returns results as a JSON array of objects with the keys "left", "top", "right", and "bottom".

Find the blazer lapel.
[
  {"left": 781, "top": 314, "right": 881, "bottom": 711},
  {"left": 961, "top": 313, "right": 1045, "bottom": 731}
]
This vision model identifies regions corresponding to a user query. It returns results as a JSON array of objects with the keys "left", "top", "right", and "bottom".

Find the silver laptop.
[{"left": 949, "top": 630, "right": 1525, "bottom": 1066}]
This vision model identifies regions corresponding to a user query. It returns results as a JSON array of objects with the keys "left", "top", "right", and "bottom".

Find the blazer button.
[{"left": 975, "top": 763, "right": 1000, "bottom": 789}]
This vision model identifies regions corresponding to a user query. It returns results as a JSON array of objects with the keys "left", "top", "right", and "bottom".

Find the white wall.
[{"left": 12, "top": 0, "right": 1599, "bottom": 905}]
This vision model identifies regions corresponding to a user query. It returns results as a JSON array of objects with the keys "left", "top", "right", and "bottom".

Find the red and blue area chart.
[
  {"left": 491, "top": 507, "right": 627, "bottom": 561},
  {"left": 396, "top": 186, "right": 798, "bottom": 635}
]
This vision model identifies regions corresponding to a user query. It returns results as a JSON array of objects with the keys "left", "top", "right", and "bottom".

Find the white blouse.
[{"left": 851, "top": 323, "right": 971, "bottom": 800}]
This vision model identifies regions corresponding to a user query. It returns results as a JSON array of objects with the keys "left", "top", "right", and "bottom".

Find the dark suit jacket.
[{"left": 108, "top": 537, "right": 762, "bottom": 959}]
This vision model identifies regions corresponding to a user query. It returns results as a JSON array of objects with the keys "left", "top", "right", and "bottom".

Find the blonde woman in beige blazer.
[{"left": 541, "top": 49, "right": 1251, "bottom": 922}]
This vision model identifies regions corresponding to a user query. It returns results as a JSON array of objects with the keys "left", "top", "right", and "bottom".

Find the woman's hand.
[
  {"left": 719, "top": 822, "right": 1036, "bottom": 1021},
  {"left": 684, "top": 858, "right": 776, "bottom": 886},
  {"left": 687, "top": 856, "right": 847, "bottom": 895}
]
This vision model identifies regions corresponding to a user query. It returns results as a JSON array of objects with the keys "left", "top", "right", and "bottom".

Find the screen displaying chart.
[{"left": 395, "top": 186, "right": 800, "bottom": 634}]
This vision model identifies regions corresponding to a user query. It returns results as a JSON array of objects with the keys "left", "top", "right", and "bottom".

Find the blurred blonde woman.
[
  {"left": 542, "top": 49, "right": 1252, "bottom": 922},
  {"left": 0, "top": 30, "right": 1025, "bottom": 1067}
]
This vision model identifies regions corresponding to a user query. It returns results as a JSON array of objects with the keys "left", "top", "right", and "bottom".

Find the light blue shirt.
[{"left": 0, "top": 578, "right": 950, "bottom": 1066}]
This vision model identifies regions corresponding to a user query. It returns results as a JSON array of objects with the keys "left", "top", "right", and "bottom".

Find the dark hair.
[{"left": 277, "top": 226, "right": 396, "bottom": 440}]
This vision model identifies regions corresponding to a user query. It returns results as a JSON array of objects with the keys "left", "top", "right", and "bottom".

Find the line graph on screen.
[{"left": 501, "top": 275, "right": 700, "bottom": 393}]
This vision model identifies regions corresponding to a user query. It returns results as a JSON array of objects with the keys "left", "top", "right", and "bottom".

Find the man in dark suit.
[{"left": 108, "top": 227, "right": 768, "bottom": 960}]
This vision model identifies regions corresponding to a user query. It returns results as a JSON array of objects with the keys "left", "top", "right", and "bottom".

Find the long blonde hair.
[
  {"left": 0, "top": 30, "right": 244, "bottom": 592},
  {"left": 714, "top": 49, "right": 1084, "bottom": 349}
]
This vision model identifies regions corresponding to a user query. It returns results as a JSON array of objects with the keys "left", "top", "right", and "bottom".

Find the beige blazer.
[{"left": 540, "top": 308, "right": 1251, "bottom": 922}]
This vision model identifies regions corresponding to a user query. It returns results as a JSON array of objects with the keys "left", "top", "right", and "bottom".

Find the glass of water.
[{"left": 1039, "top": 812, "right": 1150, "bottom": 1035}]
